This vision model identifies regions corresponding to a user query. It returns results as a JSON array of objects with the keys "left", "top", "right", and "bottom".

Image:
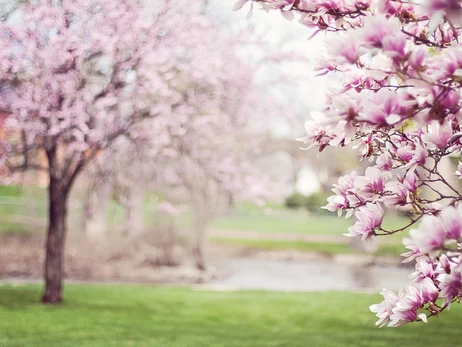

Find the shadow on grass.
[{"left": 0, "top": 285, "right": 43, "bottom": 309}]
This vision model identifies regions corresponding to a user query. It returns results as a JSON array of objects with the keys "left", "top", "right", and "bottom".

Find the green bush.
[
  {"left": 305, "top": 192, "right": 331, "bottom": 212},
  {"left": 284, "top": 193, "right": 308, "bottom": 209},
  {"left": 285, "top": 192, "right": 331, "bottom": 212},
  {"left": 0, "top": 184, "right": 46, "bottom": 198},
  {"left": 0, "top": 185, "right": 23, "bottom": 197}
]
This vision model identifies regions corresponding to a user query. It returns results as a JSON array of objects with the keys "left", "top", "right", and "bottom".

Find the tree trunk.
[
  {"left": 192, "top": 238, "right": 207, "bottom": 271},
  {"left": 192, "top": 215, "right": 208, "bottom": 271},
  {"left": 42, "top": 175, "right": 68, "bottom": 304},
  {"left": 226, "top": 193, "right": 235, "bottom": 215}
]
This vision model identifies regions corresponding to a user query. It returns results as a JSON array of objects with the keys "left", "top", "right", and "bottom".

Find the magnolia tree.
[
  {"left": 148, "top": 65, "right": 270, "bottom": 271},
  {"left": 0, "top": 0, "right": 225, "bottom": 303},
  {"left": 237, "top": 0, "right": 462, "bottom": 327},
  {"left": 89, "top": 25, "right": 279, "bottom": 270}
]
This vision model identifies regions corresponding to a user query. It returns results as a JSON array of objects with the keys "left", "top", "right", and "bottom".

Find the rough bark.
[
  {"left": 42, "top": 173, "right": 68, "bottom": 304},
  {"left": 42, "top": 146, "right": 82, "bottom": 304}
]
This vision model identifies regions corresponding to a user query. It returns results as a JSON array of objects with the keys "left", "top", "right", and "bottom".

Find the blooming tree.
[
  {"left": 237, "top": 0, "right": 462, "bottom": 327},
  {"left": 141, "top": 58, "right": 271, "bottom": 271},
  {"left": 0, "top": 0, "right": 229, "bottom": 303},
  {"left": 87, "top": 21, "right": 283, "bottom": 270}
]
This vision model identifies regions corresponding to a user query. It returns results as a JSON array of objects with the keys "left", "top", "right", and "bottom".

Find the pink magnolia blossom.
[
  {"left": 402, "top": 171, "right": 418, "bottom": 192},
  {"left": 325, "top": 33, "right": 364, "bottom": 65},
  {"left": 360, "top": 16, "right": 400, "bottom": 49},
  {"left": 396, "top": 146, "right": 413, "bottom": 163},
  {"left": 353, "top": 167, "right": 389, "bottom": 200},
  {"left": 419, "top": 278, "right": 439, "bottom": 305},
  {"left": 376, "top": 153, "right": 393, "bottom": 171},
  {"left": 409, "top": 142, "right": 428, "bottom": 169},
  {"left": 423, "top": 121, "right": 453, "bottom": 150},
  {"left": 323, "top": 171, "right": 358, "bottom": 216},
  {"left": 238, "top": 0, "right": 462, "bottom": 326},
  {"left": 437, "top": 254, "right": 453, "bottom": 275},
  {"left": 400, "top": 243, "right": 421, "bottom": 264},
  {"left": 358, "top": 89, "right": 403, "bottom": 126},
  {"left": 370, "top": 288, "right": 399, "bottom": 327},
  {"left": 344, "top": 203, "right": 383, "bottom": 241},
  {"left": 409, "top": 258, "right": 437, "bottom": 283},
  {"left": 409, "top": 216, "right": 446, "bottom": 255},
  {"left": 439, "top": 270, "right": 462, "bottom": 306},
  {"left": 408, "top": 46, "right": 427, "bottom": 70},
  {"left": 383, "top": 182, "right": 408, "bottom": 207},
  {"left": 388, "top": 285, "right": 426, "bottom": 327},
  {"left": 425, "top": 0, "right": 462, "bottom": 27},
  {"left": 440, "top": 205, "right": 462, "bottom": 240}
]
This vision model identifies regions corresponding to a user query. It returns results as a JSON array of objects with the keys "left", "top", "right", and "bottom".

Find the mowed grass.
[
  {"left": 0, "top": 184, "right": 410, "bottom": 238},
  {"left": 210, "top": 209, "right": 409, "bottom": 236},
  {"left": 0, "top": 284, "right": 461, "bottom": 347},
  {"left": 0, "top": 184, "right": 410, "bottom": 257},
  {"left": 209, "top": 209, "right": 409, "bottom": 257},
  {"left": 211, "top": 212, "right": 352, "bottom": 234},
  {"left": 212, "top": 238, "right": 406, "bottom": 257}
]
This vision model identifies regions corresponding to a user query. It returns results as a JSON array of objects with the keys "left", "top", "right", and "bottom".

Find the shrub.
[
  {"left": 305, "top": 192, "right": 331, "bottom": 213},
  {"left": 284, "top": 193, "right": 308, "bottom": 209}
]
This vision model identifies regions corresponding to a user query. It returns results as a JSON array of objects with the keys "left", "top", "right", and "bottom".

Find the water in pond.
[{"left": 203, "top": 257, "right": 410, "bottom": 292}]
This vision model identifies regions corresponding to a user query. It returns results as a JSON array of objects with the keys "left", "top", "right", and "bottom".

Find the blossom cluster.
[
  {"left": 0, "top": 0, "right": 228, "bottom": 175},
  {"left": 372, "top": 206, "right": 462, "bottom": 327},
  {"left": 237, "top": 0, "right": 462, "bottom": 326}
]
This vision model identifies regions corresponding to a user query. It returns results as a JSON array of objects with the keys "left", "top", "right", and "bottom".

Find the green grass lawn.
[
  {"left": 0, "top": 284, "right": 460, "bottom": 347},
  {"left": 209, "top": 210, "right": 409, "bottom": 236},
  {"left": 211, "top": 212, "right": 352, "bottom": 234},
  {"left": 0, "top": 184, "right": 410, "bottom": 238},
  {"left": 209, "top": 209, "right": 409, "bottom": 258},
  {"left": 212, "top": 238, "right": 406, "bottom": 257},
  {"left": 0, "top": 185, "right": 410, "bottom": 258}
]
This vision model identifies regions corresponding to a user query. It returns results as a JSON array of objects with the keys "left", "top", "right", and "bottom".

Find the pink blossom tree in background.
[
  {"left": 0, "top": 0, "right": 170, "bottom": 303},
  {"left": 124, "top": 62, "right": 272, "bottom": 271},
  {"left": 0, "top": 0, "right": 244, "bottom": 303},
  {"left": 87, "top": 21, "right": 285, "bottom": 271},
  {"left": 237, "top": 0, "right": 462, "bottom": 327}
]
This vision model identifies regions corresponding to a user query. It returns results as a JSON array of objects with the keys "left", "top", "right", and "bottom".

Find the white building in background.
[{"left": 295, "top": 165, "right": 321, "bottom": 196}]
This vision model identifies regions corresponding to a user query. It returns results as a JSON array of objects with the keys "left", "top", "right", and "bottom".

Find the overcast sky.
[{"left": 207, "top": 1, "right": 332, "bottom": 137}]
